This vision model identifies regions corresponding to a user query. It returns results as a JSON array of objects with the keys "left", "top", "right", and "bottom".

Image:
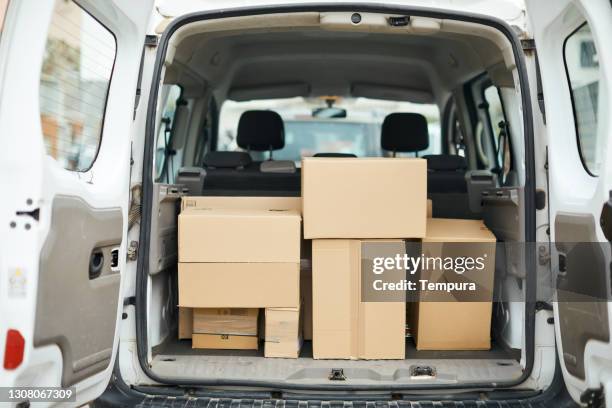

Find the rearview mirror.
[{"left": 312, "top": 107, "right": 347, "bottom": 118}]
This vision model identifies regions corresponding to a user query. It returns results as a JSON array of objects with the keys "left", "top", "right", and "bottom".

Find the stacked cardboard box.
[
  {"left": 178, "top": 197, "right": 302, "bottom": 356},
  {"left": 303, "top": 157, "right": 427, "bottom": 359},
  {"left": 408, "top": 218, "right": 496, "bottom": 350},
  {"left": 192, "top": 308, "right": 259, "bottom": 350}
]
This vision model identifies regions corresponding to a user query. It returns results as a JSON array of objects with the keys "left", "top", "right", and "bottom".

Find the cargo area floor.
[{"left": 150, "top": 339, "right": 523, "bottom": 386}]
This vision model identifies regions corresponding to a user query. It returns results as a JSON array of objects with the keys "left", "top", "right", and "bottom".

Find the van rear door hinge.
[
  {"left": 144, "top": 35, "right": 158, "bottom": 47},
  {"left": 521, "top": 39, "right": 536, "bottom": 52}
]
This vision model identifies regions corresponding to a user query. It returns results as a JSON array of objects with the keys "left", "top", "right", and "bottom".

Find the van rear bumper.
[{"left": 93, "top": 361, "right": 576, "bottom": 408}]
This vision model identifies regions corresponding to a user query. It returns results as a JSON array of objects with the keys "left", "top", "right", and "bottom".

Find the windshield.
[{"left": 218, "top": 97, "right": 441, "bottom": 164}]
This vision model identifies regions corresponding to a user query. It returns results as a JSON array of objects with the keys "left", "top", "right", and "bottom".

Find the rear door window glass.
[
  {"left": 39, "top": 0, "right": 116, "bottom": 171},
  {"left": 564, "top": 23, "right": 601, "bottom": 176}
]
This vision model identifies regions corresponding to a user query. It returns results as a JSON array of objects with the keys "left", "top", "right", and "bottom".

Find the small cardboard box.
[
  {"left": 312, "top": 239, "right": 406, "bottom": 360},
  {"left": 427, "top": 199, "right": 432, "bottom": 218},
  {"left": 300, "top": 260, "right": 313, "bottom": 340},
  {"left": 302, "top": 157, "right": 427, "bottom": 239},
  {"left": 409, "top": 218, "right": 496, "bottom": 350},
  {"left": 193, "top": 308, "right": 259, "bottom": 336},
  {"left": 181, "top": 196, "right": 302, "bottom": 212},
  {"left": 179, "top": 208, "right": 301, "bottom": 263},
  {"left": 178, "top": 307, "right": 193, "bottom": 339},
  {"left": 192, "top": 333, "right": 258, "bottom": 350},
  {"left": 179, "top": 262, "right": 300, "bottom": 308},
  {"left": 265, "top": 307, "right": 302, "bottom": 358}
]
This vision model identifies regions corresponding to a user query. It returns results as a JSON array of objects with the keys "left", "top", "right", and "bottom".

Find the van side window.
[
  {"left": 39, "top": 0, "right": 116, "bottom": 172},
  {"left": 564, "top": 23, "right": 601, "bottom": 176}
]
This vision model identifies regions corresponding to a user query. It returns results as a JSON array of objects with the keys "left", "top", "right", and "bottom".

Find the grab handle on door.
[{"left": 89, "top": 250, "right": 104, "bottom": 280}]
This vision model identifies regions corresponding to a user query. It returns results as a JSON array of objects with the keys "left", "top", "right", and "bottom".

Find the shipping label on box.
[{"left": 302, "top": 157, "right": 427, "bottom": 239}]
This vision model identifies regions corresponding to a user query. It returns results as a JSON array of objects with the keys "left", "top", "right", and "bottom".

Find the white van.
[{"left": 0, "top": 0, "right": 611, "bottom": 406}]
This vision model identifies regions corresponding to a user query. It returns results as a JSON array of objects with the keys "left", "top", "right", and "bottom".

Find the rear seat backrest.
[
  {"left": 423, "top": 154, "right": 467, "bottom": 194},
  {"left": 200, "top": 151, "right": 255, "bottom": 195},
  {"left": 203, "top": 151, "right": 252, "bottom": 169},
  {"left": 423, "top": 154, "right": 475, "bottom": 219},
  {"left": 379, "top": 113, "right": 474, "bottom": 218},
  {"left": 381, "top": 113, "right": 429, "bottom": 156},
  {"left": 200, "top": 111, "right": 300, "bottom": 196}
]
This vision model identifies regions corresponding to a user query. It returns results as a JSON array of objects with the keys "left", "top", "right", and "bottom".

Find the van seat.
[
  {"left": 380, "top": 113, "right": 473, "bottom": 218},
  {"left": 201, "top": 111, "right": 300, "bottom": 196},
  {"left": 423, "top": 154, "right": 468, "bottom": 193},
  {"left": 203, "top": 151, "right": 252, "bottom": 169},
  {"left": 424, "top": 154, "right": 474, "bottom": 218}
]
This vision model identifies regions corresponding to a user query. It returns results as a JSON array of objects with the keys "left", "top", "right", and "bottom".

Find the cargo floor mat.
[{"left": 149, "top": 339, "right": 523, "bottom": 385}]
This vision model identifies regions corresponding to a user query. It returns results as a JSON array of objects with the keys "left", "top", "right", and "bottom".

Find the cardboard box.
[
  {"left": 427, "top": 199, "right": 432, "bottom": 218},
  {"left": 178, "top": 307, "right": 193, "bottom": 339},
  {"left": 193, "top": 308, "right": 258, "bottom": 336},
  {"left": 192, "top": 333, "right": 259, "bottom": 350},
  {"left": 179, "top": 208, "right": 301, "bottom": 263},
  {"left": 182, "top": 196, "right": 301, "bottom": 212},
  {"left": 312, "top": 239, "right": 406, "bottom": 359},
  {"left": 302, "top": 157, "right": 427, "bottom": 238},
  {"left": 179, "top": 262, "right": 300, "bottom": 308},
  {"left": 265, "top": 307, "right": 302, "bottom": 358},
  {"left": 409, "top": 218, "right": 496, "bottom": 350}
]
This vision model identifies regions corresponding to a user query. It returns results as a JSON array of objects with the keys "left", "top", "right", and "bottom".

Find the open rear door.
[
  {"left": 0, "top": 0, "right": 152, "bottom": 404},
  {"left": 525, "top": 0, "right": 612, "bottom": 404}
]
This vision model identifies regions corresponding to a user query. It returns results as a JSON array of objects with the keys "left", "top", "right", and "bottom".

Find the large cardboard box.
[
  {"left": 192, "top": 333, "right": 258, "bottom": 350},
  {"left": 179, "top": 262, "right": 300, "bottom": 308},
  {"left": 312, "top": 239, "right": 406, "bottom": 359},
  {"left": 265, "top": 307, "right": 302, "bottom": 358},
  {"left": 193, "top": 308, "right": 258, "bottom": 336},
  {"left": 179, "top": 208, "right": 301, "bottom": 263},
  {"left": 409, "top": 218, "right": 496, "bottom": 350},
  {"left": 302, "top": 157, "right": 427, "bottom": 239},
  {"left": 178, "top": 307, "right": 193, "bottom": 339},
  {"left": 182, "top": 196, "right": 301, "bottom": 212}
]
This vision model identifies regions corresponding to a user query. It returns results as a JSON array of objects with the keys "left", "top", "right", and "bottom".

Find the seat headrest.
[
  {"left": 237, "top": 110, "right": 285, "bottom": 151},
  {"left": 424, "top": 154, "right": 467, "bottom": 171},
  {"left": 381, "top": 113, "right": 429, "bottom": 153},
  {"left": 313, "top": 152, "right": 357, "bottom": 158},
  {"left": 203, "top": 151, "right": 252, "bottom": 169}
]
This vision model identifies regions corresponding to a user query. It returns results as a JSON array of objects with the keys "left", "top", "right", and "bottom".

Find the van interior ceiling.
[{"left": 140, "top": 11, "right": 534, "bottom": 389}]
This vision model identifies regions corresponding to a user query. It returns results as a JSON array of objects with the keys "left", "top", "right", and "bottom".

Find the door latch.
[{"left": 127, "top": 241, "right": 139, "bottom": 262}]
